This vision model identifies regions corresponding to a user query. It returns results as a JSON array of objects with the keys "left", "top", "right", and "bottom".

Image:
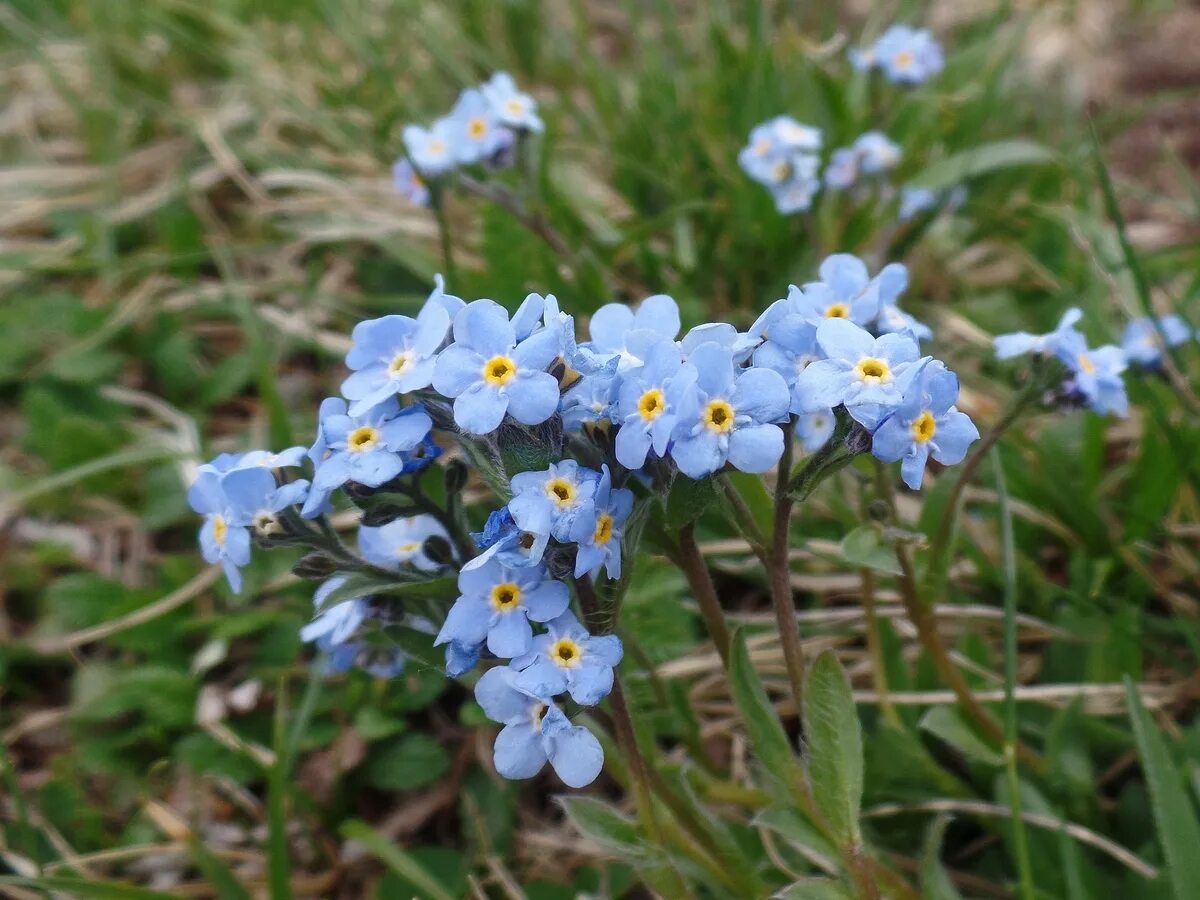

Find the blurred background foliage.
[{"left": 1, "top": 0, "right": 1199, "bottom": 897}]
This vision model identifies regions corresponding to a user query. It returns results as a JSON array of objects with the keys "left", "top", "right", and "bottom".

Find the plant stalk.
[
  {"left": 770, "top": 419, "right": 807, "bottom": 712},
  {"left": 676, "top": 523, "right": 732, "bottom": 666}
]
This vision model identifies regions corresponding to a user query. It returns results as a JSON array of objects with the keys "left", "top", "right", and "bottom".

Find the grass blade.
[{"left": 341, "top": 820, "right": 455, "bottom": 900}]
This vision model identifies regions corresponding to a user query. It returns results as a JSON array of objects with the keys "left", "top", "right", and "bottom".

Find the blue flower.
[
  {"left": 770, "top": 158, "right": 823, "bottom": 214},
  {"left": 794, "top": 254, "right": 906, "bottom": 327},
  {"left": 508, "top": 460, "right": 601, "bottom": 541},
  {"left": 432, "top": 299, "right": 561, "bottom": 434},
  {"left": 874, "top": 24, "right": 944, "bottom": 84},
  {"left": 993, "top": 308, "right": 1084, "bottom": 360},
  {"left": 188, "top": 468, "right": 264, "bottom": 591},
  {"left": 1120, "top": 315, "right": 1192, "bottom": 367},
  {"left": 481, "top": 72, "right": 544, "bottom": 133},
  {"left": 197, "top": 446, "right": 307, "bottom": 476},
  {"left": 614, "top": 338, "right": 694, "bottom": 469},
  {"left": 435, "top": 559, "right": 570, "bottom": 659},
  {"left": 561, "top": 371, "right": 618, "bottom": 432},
  {"left": 871, "top": 361, "right": 980, "bottom": 489},
  {"left": 512, "top": 611, "right": 623, "bottom": 706},
  {"left": 444, "top": 640, "right": 481, "bottom": 678},
  {"left": 898, "top": 186, "right": 937, "bottom": 221},
  {"left": 572, "top": 466, "right": 634, "bottom": 580},
  {"left": 475, "top": 665, "right": 604, "bottom": 787},
  {"left": 300, "top": 397, "right": 347, "bottom": 518},
  {"left": 876, "top": 303, "right": 933, "bottom": 342},
  {"left": 854, "top": 131, "right": 901, "bottom": 174},
  {"left": 794, "top": 318, "right": 922, "bottom": 419},
  {"left": 751, "top": 314, "right": 820, "bottom": 415},
  {"left": 466, "top": 507, "right": 549, "bottom": 571},
  {"left": 341, "top": 302, "right": 450, "bottom": 416},
  {"left": 449, "top": 88, "right": 511, "bottom": 165},
  {"left": 310, "top": 398, "right": 434, "bottom": 493},
  {"left": 1059, "top": 340, "right": 1129, "bottom": 417},
  {"left": 797, "top": 409, "right": 836, "bottom": 452},
  {"left": 359, "top": 514, "right": 452, "bottom": 572},
  {"left": 391, "top": 158, "right": 429, "bottom": 207},
  {"left": 300, "top": 576, "right": 367, "bottom": 648},
  {"left": 848, "top": 44, "right": 877, "bottom": 71},
  {"left": 586, "top": 294, "right": 681, "bottom": 371},
  {"left": 403, "top": 118, "right": 457, "bottom": 176},
  {"left": 824, "top": 147, "right": 861, "bottom": 189},
  {"left": 670, "top": 342, "right": 790, "bottom": 478},
  {"left": 738, "top": 118, "right": 822, "bottom": 188}
]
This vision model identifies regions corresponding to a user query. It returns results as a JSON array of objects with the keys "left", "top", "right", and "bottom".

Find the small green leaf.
[
  {"left": 839, "top": 526, "right": 902, "bottom": 575},
  {"left": 557, "top": 796, "right": 647, "bottom": 857},
  {"left": 342, "top": 820, "right": 456, "bottom": 900},
  {"left": 1124, "top": 677, "right": 1200, "bottom": 900},
  {"left": 728, "top": 628, "right": 803, "bottom": 791},
  {"left": 802, "top": 651, "right": 863, "bottom": 847},
  {"left": 753, "top": 805, "right": 840, "bottom": 872},
  {"left": 664, "top": 474, "right": 721, "bottom": 530},
  {"left": 919, "top": 816, "right": 964, "bottom": 900},
  {"left": 362, "top": 733, "right": 450, "bottom": 791},
  {"left": 919, "top": 707, "right": 1004, "bottom": 769},
  {"left": 908, "top": 140, "right": 1057, "bottom": 191}
]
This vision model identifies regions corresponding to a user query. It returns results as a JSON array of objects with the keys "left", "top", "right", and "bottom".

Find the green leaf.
[
  {"left": 919, "top": 816, "right": 964, "bottom": 900},
  {"left": 1124, "top": 677, "right": 1200, "bottom": 900},
  {"left": 362, "top": 733, "right": 450, "bottom": 791},
  {"left": 839, "top": 526, "right": 902, "bottom": 575},
  {"left": 753, "top": 805, "right": 840, "bottom": 872},
  {"left": 185, "top": 836, "right": 253, "bottom": 900},
  {"left": 908, "top": 140, "right": 1057, "bottom": 191},
  {"left": 775, "top": 878, "right": 855, "bottom": 900},
  {"left": 0, "top": 876, "right": 179, "bottom": 899},
  {"left": 663, "top": 473, "right": 721, "bottom": 530},
  {"left": 343, "top": 820, "right": 456, "bottom": 900},
  {"left": 728, "top": 628, "right": 803, "bottom": 791},
  {"left": 919, "top": 707, "right": 1004, "bottom": 769},
  {"left": 556, "top": 796, "right": 647, "bottom": 857},
  {"left": 802, "top": 651, "right": 863, "bottom": 847}
]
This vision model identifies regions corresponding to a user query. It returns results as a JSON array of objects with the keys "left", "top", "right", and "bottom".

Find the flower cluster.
[
  {"left": 850, "top": 24, "right": 945, "bottom": 84},
  {"left": 737, "top": 115, "right": 824, "bottom": 213},
  {"left": 395, "top": 72, "right": 543, "bottom": 205},
  {"left": 824, "top": 131, "right": 902, "bottom": 191}
]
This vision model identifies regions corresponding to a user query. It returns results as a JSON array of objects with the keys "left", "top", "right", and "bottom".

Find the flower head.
[
  {"left": 475, "top": 665, "right": 604, "bottom": 787},
  {"left": 435, "top": 559, "right": 570, "bottom": 659},
  {"left": 310, "top": 398, "right": 434, "bottom": 493},
  {"left": 1060, "top": 340, "right": 1129, "bottom": 417},
  {"left": 670, "top": 342, "right": 790, "bottom": 478},
  {"left": 1120, "top": 315, "right": 1192, "bottom": 367},
  {"left": 572, "top": 466, "right": 634, "bottom": 580},
  {"left": 511, "top": 611, "right": 623, "bottom": 706},
  {"left": 403, "top": 118, "right": 457, "bottom": 176},
  {"left": 614, "top": 338, "right": 694, "bottom": 469},
  {"left": 871, "top": 361, "right": 979, "bottom": 489},
  {"left": 794, "top": 318, "right": 922, "bottom": 420},
  {"left": 482, "top": 72, "right": 544, "bottom": 133},
  {"left": 854, "top": 131, "right": 901, "bottom": 174},
  {"left": 432, "top": 299, "right": 562, "bottom": 434},
  {"left": 391, "top": 158, "right": 429, "bottom": 207},
  {"left": 797, "top": 409, "right": 836, "bottom": 452},
  {"left": 993, "top": 308, "right": 1084, "bottom": 360},
  {"left": 359, "top": 514, "right": 452, "bottom": 572},
  {"left": 586, "top": 294, "right": 681, "bottom": 371},
  {"left": 449, "top": 88, "right": 511, "bottom": 165},
  {"left": 341, "top": 302, "right": 450, "bottom": 416},
  {"left": 508, "top": 460, "right": 600, "bottom": 541},
  {"left": 874, "top": 24, "right": 944, "bottom": 84},
  {"left": 466, "top": 507, "right": 550, "bottom": 571}
]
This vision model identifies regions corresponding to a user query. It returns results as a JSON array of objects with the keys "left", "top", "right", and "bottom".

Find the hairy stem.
[
  {"left": 770, "top": 419, "right": 807, "bottom": 712},
  {"left": 717, "top": 475, "right": 769, "bottom": 562},
  {"left": 677, "top": 523, "right": 732, "bottom": 666}
]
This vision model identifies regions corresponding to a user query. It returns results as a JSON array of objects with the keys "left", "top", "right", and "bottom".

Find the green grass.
[{"left": 2, "top": 0, "right": 1199, "bottom": 897}]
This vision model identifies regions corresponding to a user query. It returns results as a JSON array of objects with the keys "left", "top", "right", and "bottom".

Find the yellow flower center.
[
  {"left": 550, "top": 637, "right": 583, "bottom": 668},
  {"left": 395, "top": 541, "right": 421, "bottom": 556},
  {"left": 545, "top": 477, "right": 576, "bottom": 508},
  {"left": 824, "top": 303, "right": 850, "bottom": 319},
  {"left": 347, "top": 425, "right": 380, "bottom": 452},
  {"left": 911, "top": 411, "right": 937, "bottom": 443},
  {"left": 637, "top": 388, "right": 666, "bottom": 421},
  {"left": 467, "top": 117, "right": 488, "bottom": 139},
  {"left": 593, "top": 513, "right": 614, "bottom": 545},
  {"left": 894, "top": 49, "right": 914, "bottom": 69},
  {"left": 387, "top": 352, "right": 411, "bottom": 377},
  {"left": 483, "top": 355, "right": 517, "bottom": 386},
  {"left": 504, "top": 98, "right": 524, "bottom": 116},
  {"left": 428, "top": 139, "right": 447, "bottom": 157},
  {"left": 1077, "top": 353, "right": 1096, "bottom": 375},
  {"left": 770, "top": 160, "right": 791, "bottom": 183},
  {"left": 853, "top": 357, "right": 891, "bottom": 385},
  {"left": 704, "top": 399, "right": 735, "bottom": 433},
  {"left": 753, "top": 137, "right": 772, "bottom": 156},
  {"left": 213, "top": 514, "right": 228, "bottom": 546},
  {"left": 490, "top": 582, "right": 522, "bottom": 612}
]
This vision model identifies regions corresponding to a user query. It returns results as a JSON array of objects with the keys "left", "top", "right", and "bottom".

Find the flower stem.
[
  {"left": 770, "top": 419, "right": 807, "bottom": 713},
  {"left": 676, "top": 523, "right": 732, "bottom": 666},
  {"left": 430, "top": 188, "right": 459, "bottom": 286}
]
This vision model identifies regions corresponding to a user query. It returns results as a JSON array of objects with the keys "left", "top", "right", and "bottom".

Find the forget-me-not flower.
[
  {"left": 797, "top": 409, "right": 836, "bottom": 452},
  {"left": 475, "top": 665, "right": 604, "bottom": 787},
  {"left": 188, "top": 468, "right": 267, "bottom": 592},
  {"left": 403, "top": 118, "right": 458, "bottom": 176},
  {"left": 586, "top": 294, "right": 681, "bottom": 371},
  {"left": 341, "top": 302, "right": 451, "bottom": 415},
  {"left": 435, "top": 559, "right": 569, "bottom": 659},
  {"left": 482, "top": 72, "right": 544, "bottom": 133},
  {"left": 359, "top": 514, "right": 452, "bottom": 572},
  {"left": 432, "top": 299, "right": 562, "bottom": 434},
  {"left": 1060, "top": 340, "right": 1130, "bottom": 417},
  {"left": 614, "top": 339, "right": 695, "bottom": 469},
  {"left": 508, "top": 460, "right": 600, "bottom": 541},
  {"left": 392, "top": 158, "right": 429, "bottom": 207},
  {"left": 1121, "top": 315, "right": 1192, "bottom": 367},
  {"left": 752, "top": 315, "right": 821, "bottom": 414},
  {"left": 512, "top": 611, "right": 623, "bottom": 706},
  {"left": 794, "top": 319, "right": 922, "bottom": 419},
  {"left": 449, "top": 88, "right": 511, "bottom": 165},
  {"left": 993, "top": 308, "right": 1084, "bottom": 360},
  {"left": 310, "top": 398, "right": 434, "bottom": 493},
  {"left": 465, "top": 507, "right": 549, "bottom": 572},
  {"left": 560, "top": 371, "right": 619, "bottom": 433},
  {"left": 669, "top": 342, "right": 790, "bottom": 478},
  {"left": 871, "top": 361, "right": 979, "bottom": 489},
  {"left": 300, "top": 576, "right": 367, "bottom": 649},
  {"left": 874, "top": 25, "right": 945, "bottom": 84},
  {"left": 855, "top": 131, "right": 901, "bottom": 174},
  {"left": 572, "top": 466, "right": 634, "bottom": 580}
]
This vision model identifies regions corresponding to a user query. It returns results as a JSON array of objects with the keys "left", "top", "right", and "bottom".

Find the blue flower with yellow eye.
[
  {"left": 358, "top": 514, "right": 452, "bottom": 572},
  {"left": 391, "top": 158, "right": 429, "bottom": 207},
  {"left": 432, "top": 299, "right": 562, "bottom": 434},
  {"left": 794, "top": 318, "right": 923, "bottom": 419},
  {"left": 482, "top": 72, "right": 544, "bottom": 133},
  {"left": 994, "top": 308, "right": 1084, "bottom": 360},
  {"left": 466, "top": 507, "right": 549, "bottom": 571},
  {"left": 874, "top": 24, "right": 944, "bottom": 84},
  {"left": 586, "top": 294, "right": 681, "bottom": 371},
  {"left": 669, "top": 342, "right": 790, "bottom": 479},
  {"left": 403, "top": 118, "right": 457, "bottom": 176},
  {"left": 310, "top": 398, "right": 433, "bottom": 494},
  {"left": 770, "top": 157, "right": 823, "bottom": 214},
  {"left": 449, "top": 88, "right": 510, "bottom": 165},
  {"left": 614, "top": 338, "right": 694, "bottom": 469},
  {"left": 511, "top": 611, "right": 623, "bottom": 706},
  {"left": 435, "top": 559, "right": 570, "bottom": 659},
  {"left": 560, "top": 370, "right": 618, "bottom": 433},
  {"left": 508, "top": 460, "right": 600, "bottom": 542},
  {"left": 824, "top": 147, "right": 861, "bottom": 189},
  {"left": 341, "top": 302, "right": 450, "bottom": 416},
  {"left": 752, "top": 313, "right": 820, "bottom": 414},
  {"left": 1058, "top": 338, "right": 1130, "bottom": 417},
  {"left": 196, "top": 447, "right": 307, "bottom": 476},
  {"left": 572, "top": 466, "right": 634, "bottom": 580},
  {"left": 1121, "top": 315, "right": 1192, "bottom": 367},
  {"left": 475, "top": 665, "right": 604, "bottom": 787},
  {"left": 855, "top": 131, "right": 901, "bottom": 174},
  {"left": 188, "top": 469, "right": 257, "bottom": 592},
  {"left": 797, "top": 409, "right": 836, "bottom": 452},
  {"left": 871, "top": 361, "right": 979, "bottom": 489},
  {"left": 792, "top": 254, "right": 905, "bottom": 327}
]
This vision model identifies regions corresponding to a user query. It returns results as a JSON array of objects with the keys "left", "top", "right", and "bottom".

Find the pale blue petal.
[
  {"left": 589, "top": 304, "right": 635, "bottom": 351},
  {"left": 454, "top": 299, "right": 515, "bottom": 357},
  {"left": 568, "top": 663, "right": 614, "bottom": 706},
  {"left": 731, "top": 368, "right": 790, "bottom": 422},
  {"left": 474, "top": 664, "right": 531, "bottom": 724},
  {"left": 432, "top": 345, "right": 485, "bottom": 397},
  {"left": 671, "top": 431, "right": 724, "bottom": 479},
  {"left": 819, "top": 253, "right": 870, "bottom": 298},
  {"left": 544, "top": 719, "right": 604, "bottom": 788},
  {"left": 522, "top": 579, "right": 570, "bottom": 622},
  {"left": 345, "top": 451, "right": 404, "bottom": 487},
  {"left": 871, "top": 416, "right": 912, "bottom": 463},
  {"left": 615, "top": 421, "right": 654, "bottom": 470},
  {"left": 488, "top": 612, "right": 533, "bottom": 659},
  {"left": 506, "top": 372, "right": 560, "bottom": 425},
  {"left": 815, "top": 318, "right": 873, "bottom": 361},
  {"left": 727, "top": 424, "right": 784, "bottom": 473},
  {"left": 900, "top": 445, "right": 930, "bottom": 490},
  {"left": 513, "top": 660, "right": 568, "bottom": 698},
  {"left": 494, "top": 722, "right": 547, "bottom": 780},
  {"left": 688, "top": 342, "right": 735, "bottom": 395},
  {"left": 793, "top": 359, "right": 852, "bottom": 411},
  {"left": 930, "top": 409, "right": 979, "bottom": 465},
  {"left": 513, "top": 327, "right": 560, "bottom": 370},
  {"left": 634, "top": 294, "right": 681, "bottom": 339},
  {"left": 454, "top": 383, "right": 507, "bottom": 434},
  {"left": 435, "top": 595, "right": 491, "bottom": 647},
  {"left": 586, "top": 634, "right": 624, "bottom": 667}
]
